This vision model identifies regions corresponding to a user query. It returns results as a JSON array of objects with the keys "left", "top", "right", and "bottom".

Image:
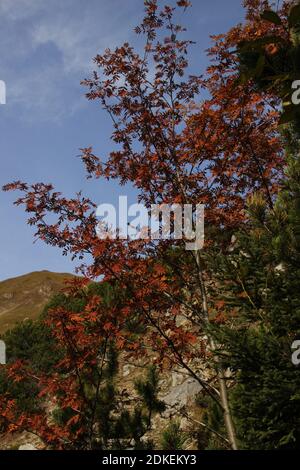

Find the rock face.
[
  {"left": 19, "top": 444, "right": 37, "bottom": 451},
  {"left": 0, "top": 271, "right": 75, "bottom": 333},
  {"left": 0, "top": 431, "right": 44, "bottom": 450},
  {"left": 118, "top": 355, "right": 208, "bottom": 449}
]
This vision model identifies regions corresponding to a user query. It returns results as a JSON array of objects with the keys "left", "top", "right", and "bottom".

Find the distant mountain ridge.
[{"left": 0, "top": 271, "right": 74, "bottom": 334}]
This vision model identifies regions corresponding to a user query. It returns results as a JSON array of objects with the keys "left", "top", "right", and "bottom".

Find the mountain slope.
[{"left": 0, "top": 271, "right": 74, "bottom": 334}]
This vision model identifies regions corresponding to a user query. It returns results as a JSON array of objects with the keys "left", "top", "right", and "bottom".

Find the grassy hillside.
[{"left": 0, "top": 271, "right": 74, "bottom": 334}]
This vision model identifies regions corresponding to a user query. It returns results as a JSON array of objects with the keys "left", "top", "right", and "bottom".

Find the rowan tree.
[{"left": 1, "top": 0, "right": 289, "bottom": 449}]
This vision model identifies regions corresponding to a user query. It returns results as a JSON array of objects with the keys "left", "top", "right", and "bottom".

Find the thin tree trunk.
[{"left": 195, "top": 250, "right": 238, "bottom": 450}]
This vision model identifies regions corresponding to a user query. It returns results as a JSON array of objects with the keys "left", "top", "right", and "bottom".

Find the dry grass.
[{"left": 0, "top": 271, "right": 74, "bottom": 334}]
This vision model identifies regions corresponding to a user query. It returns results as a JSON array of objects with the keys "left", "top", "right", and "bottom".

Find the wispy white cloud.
[
  {"left": 0, "top": 0, "right": 44, "bottom": 21},
  {"left": 7, "top": 64, "right": 86, "bottom": 123},
  {"left": 30, "top": 2, "right": 126, "bottom": 74},
  {"left": 0, "top": 0, "right": 139, "bottom": 122}
]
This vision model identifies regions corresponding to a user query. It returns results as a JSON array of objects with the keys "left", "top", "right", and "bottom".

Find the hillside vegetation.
[{"left": 0, "top": 271, "right": 74, "bottom": 334}]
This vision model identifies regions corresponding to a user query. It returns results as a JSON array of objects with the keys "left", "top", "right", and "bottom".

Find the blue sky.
[{"left": 0, "top": 0, "right": 245, "bottom": 281}]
